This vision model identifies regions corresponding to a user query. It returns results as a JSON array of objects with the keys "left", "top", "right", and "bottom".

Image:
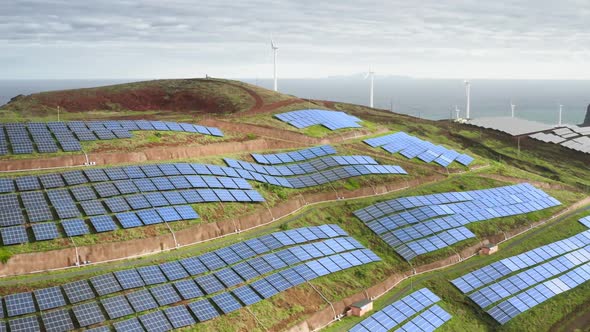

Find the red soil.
[{"left": 32, "top": 86, "right": 230, "bottom": 114}]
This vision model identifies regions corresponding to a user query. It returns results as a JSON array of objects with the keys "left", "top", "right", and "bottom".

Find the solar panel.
[
  {"left": 275, "top": 109, "right": 362, "bottom": 130},
  {"left": 90, "top": 273, "right": 122, "bottom": 296},
  {"left": 179, "top": 257, "right": 208, "bottom": 276},
  {"left": 139, "top": 310, "right": 173, "bottom": 332},
  {"left": 34, "top": 286, "right": 66, "bottom": 311},
  {"left": 188, "top": 299, "right": 220, "bottom": 322},
  {"left": 4, "top": 292, "right": 36, "bottom": 317},
  {"left": 114, "top": 268, "right": 145, "bottom": 290},
  {"left": 211, "top": 292, "right": 242, "bottom": 314},
  {"left": 173, "top": 279, "right": 204, "bottom": 300},
  {"left": 126, "top": 289, "right": 159, "bottom": 312},
  {"left": 63, "top": 280, "right": 95, "bottom": 304},
  {"left": 137, "top": 265, "right": 168, "bottom": 285},
  {"left": 70, "top": 186, "right": 97, "bottom": 201},
  {"left": 102, "top": 295, "right": 134, "bottom": 319},
  {"left": 116, "top": 212, "right": 143, "bottom": 228},
  {"left": 150, "top": 283, "right": 182, "bottom": 306},
  {"left": 41, "top": 308, "right": 75, "bottom": 332},
  {"left": 1, "top": 226, "right": 28, "bottom": 245},
  {"left": 72, "top": 302, "right": 105, "bottom": 327},
  {"left": 89, "top": 215, "right": 117, "bottom": 232},
  {"left": 195, "top": 274, "right": 225, "bottom": 295},
  {"left": 114, "top": 317, "right": 144, "bottom": 332},
  {"left": 15, "top": 176, "right": 41, "bottom": 191},
  {"left": 164, "top": 305, "right": 196, "bottom": 329},
  {"left": 80, "top": 200, "right": 107, "bottom": 216},
  {"left": 30, "top": 222, "right": 59, "bottom": 241},
  {"left": 8, "top": 316, "right": 40, "bottom": 332},
  {"left": 61, "top": 218, "right": 90, "bottom": 237},
  {"left": 232, "top": 285, "right": 263, "bottom": 306},
  {"left": 159, "top": 261, "right": 189, "bottom": 281}
]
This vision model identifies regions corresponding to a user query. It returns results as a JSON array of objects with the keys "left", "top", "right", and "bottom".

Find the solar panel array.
[
  {"left": 274, "top": 109, "right": 363, "bottom": 130},
  {"left": 354, "top": 183, "right": 561, "bottom": 261},
  {"left": 0, "top": 163, "right": 264, "bottom": 244},
  {"left": 349, "top": 288, "right": 452, "bottom": 332},
  {"left": 530, "top": 125, "right": 590, "bottom": 154},
  {"left": 251, "top": 145, "right": 337, "bottom": 165},
  {"left": 364, "top": 131, "right": 474, "bottom": 167},
  {"left": 224, "top": 156, "right": 407, "bottom": 189},
  {"left": 0, "top": 120, "right": 223, "bottom": 155},
  {"left": 451, "top": 229, "right": 590, "bottom": 325},
  {"left": 0, "top": 225, "right": 382, "bottom": 331},
  {"left": 0, "top": 150, "right": 409, "bottom": 244},
  {"left": 580, "top": 216, "right": 590, "bottom": 228}
]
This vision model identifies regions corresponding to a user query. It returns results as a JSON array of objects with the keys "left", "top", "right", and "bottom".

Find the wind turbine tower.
[
  {"left": 558, "top": 104, "right": 563, "bottom": 126},
  {"left": 365, "top": 69, "right": 375, "bottom": 108},
  {"left": 464, "top": 80, "right": 471, "bottom": 119},
  {"left": 511, "top": 101, "right": 516, "bottom": 118},
  {"left": 271, "top": 39, "right": 278, "bottom": 91},
  {"left": 455, "top": 105, "right": 460, "bottom": 119}
]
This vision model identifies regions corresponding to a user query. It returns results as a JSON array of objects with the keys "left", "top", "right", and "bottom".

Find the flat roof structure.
[{"left": 466, "top": 117, "right": 557, "bottom": 136}]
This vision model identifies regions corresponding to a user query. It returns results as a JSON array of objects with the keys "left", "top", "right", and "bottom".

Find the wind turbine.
[
  {"left": 364, "top": 69, "right": 375, "bottom": 108},
  {"left": 464, "top": 80, "right": 471, "bottom": 119},
  {"left": 455, "top": 105, "right": 461, "bottom": 119},
  {"left": 558, "top": 104, "right": 563, "bottom": 126},
  {"left": 510, "top": 100, "right": 516, "bottom": 118},
  {"left": 271, "top": 39, "right": 278, "bottom": 91}
]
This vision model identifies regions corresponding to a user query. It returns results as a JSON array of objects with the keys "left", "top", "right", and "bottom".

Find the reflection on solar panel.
[
  {"left": 349, "top": 288, "right": 450, "bottom": 332},
  {"left": 252, "top": 145, "right": 337, "bottom": 164},
  {"left": 275, "top": 109, "right": 362, "bottom": 130},
  {"left": 0, "top": 120, "right": 224, "bottom": 155},
  {"left": 354, "top": 183, "right": 561, "bottom": 260},
  {"left": 452, "top": 229, "right": 590, "bottom": 324},
  {"left": 365, "top": 131, "right": 474, "bottom": 167}
]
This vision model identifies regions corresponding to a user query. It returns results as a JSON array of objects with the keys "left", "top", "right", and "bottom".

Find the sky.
[{"left": 1, "top": 0, "right": 589, "bottom": 79}]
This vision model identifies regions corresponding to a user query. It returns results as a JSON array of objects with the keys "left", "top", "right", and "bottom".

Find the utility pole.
[{"left": 57, "top": 106, "right": 60, "bottom": 122}]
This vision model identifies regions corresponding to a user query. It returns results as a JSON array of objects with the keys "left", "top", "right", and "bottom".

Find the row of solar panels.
[
  {"left": 580, "top": 216, "right": 590, "bottom": 228},
  {"left": 354, "top": 183, "right": 545, "bottom": 222},
  {"left": 0, "top": 204, "right": 201, "bottom": 245},
  {"left": 251, "top": 145, "right": 337, "bottom": 165},
  {"left": 366, "top": 195, "right": 559, "bottom": 246},
  {"left": 468, "top": 245, "right": 590, "bottom": 309},
  {"left": 0, "top": 120, "right": 223, "bottom": 155},
  {"left": 274, "top": 109, "right": 363, "bottom": 130},
  {"left": 362, "top": 189, "right": 557, "bottom": 236},
  {"left": 364, "top": 131, "right": 474, "bottom": 167},
  {"left": 225, "top": 155, "right": 379, "bottom": 176},
  {"left": 349, "top": 288, "right": 451, "bottom": 332},
  {"left": 452, "top": 230, "right": 590, "bottom": 324},
  {"left": 0, "top": 163, "right": 251, "bottom": 193},
  {"left": 487, "top": 262, "right": 590, "bottom": 325},
  {"left": 354, "top": 184, "right": 560, "bottom": 261},
  {"left": 451, "top": 229, "right": 590, "bottom": 294},
  {"left": 529, "top": 126, "right": 590, "bottom": 154},
  {"left": 0, "top": 225, "right": 349, "bottom": 314},
  {"left": 0, "top": 234, "right": 362, "bottom": 318},
  {"left": 1, "top": 249, "right": 380, "bottom": 332},
  {"left": 1, "top": 186, "right": 262, "bottom": 227},
  {"left": 0, "top": 155, "right": 402, "bottom": 194}
]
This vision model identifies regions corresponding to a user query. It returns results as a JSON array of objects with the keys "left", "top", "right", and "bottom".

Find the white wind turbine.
[
  {"left": 271, "top": 39, "right": 278, "bottom": 91},
  {"left": 455, "top": 105, "right": 461, "bottom": 119},
  {"left": 558, "top": 104, "right": 563, "bottom": 126},
  {"left": 464, "top": 80, "right": 471, "bottom": 119},
  {"left": 364, "top": 69, "right": 375, "bottom": 108},
  {"left": 510, "top": 100, "right": 516, "bottom": 118}
]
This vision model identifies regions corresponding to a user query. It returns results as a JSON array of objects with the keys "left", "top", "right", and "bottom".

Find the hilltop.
[{"left": 1, "top": 78, "right": 304, "bottom": 118}]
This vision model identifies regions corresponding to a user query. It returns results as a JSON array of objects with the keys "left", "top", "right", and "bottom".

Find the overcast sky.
[{"left": 1, "top": 0, "right": 589, "bottom": 79}]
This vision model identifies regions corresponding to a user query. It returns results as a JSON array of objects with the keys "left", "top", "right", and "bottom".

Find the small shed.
[
  {"left": 480, "top": 243, "right": 498, "bottom": 256},
  {"left": 349, "top": 299, "right": 373, "bottom": 317}
]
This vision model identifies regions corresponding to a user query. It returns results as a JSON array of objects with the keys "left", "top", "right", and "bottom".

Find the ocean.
[{"left": 1, "top": 78, "right": 588, "bottom": 125}]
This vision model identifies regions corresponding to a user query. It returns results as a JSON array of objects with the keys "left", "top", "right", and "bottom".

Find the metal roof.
[{"left": 466, "top": 117, "right": 556, "bottom": 136}]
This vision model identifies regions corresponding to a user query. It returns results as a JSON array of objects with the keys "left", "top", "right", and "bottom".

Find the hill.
[{"left": 0, "top": 78, "right": 301, "bottom": 118}]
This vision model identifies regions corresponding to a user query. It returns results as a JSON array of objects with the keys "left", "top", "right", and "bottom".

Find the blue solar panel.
[
  {"left": 89, "top": 215, "right": 117, "bottom": 232},
  {"left": 275, "top": 109, "right": 362, "bottom": 130}
]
